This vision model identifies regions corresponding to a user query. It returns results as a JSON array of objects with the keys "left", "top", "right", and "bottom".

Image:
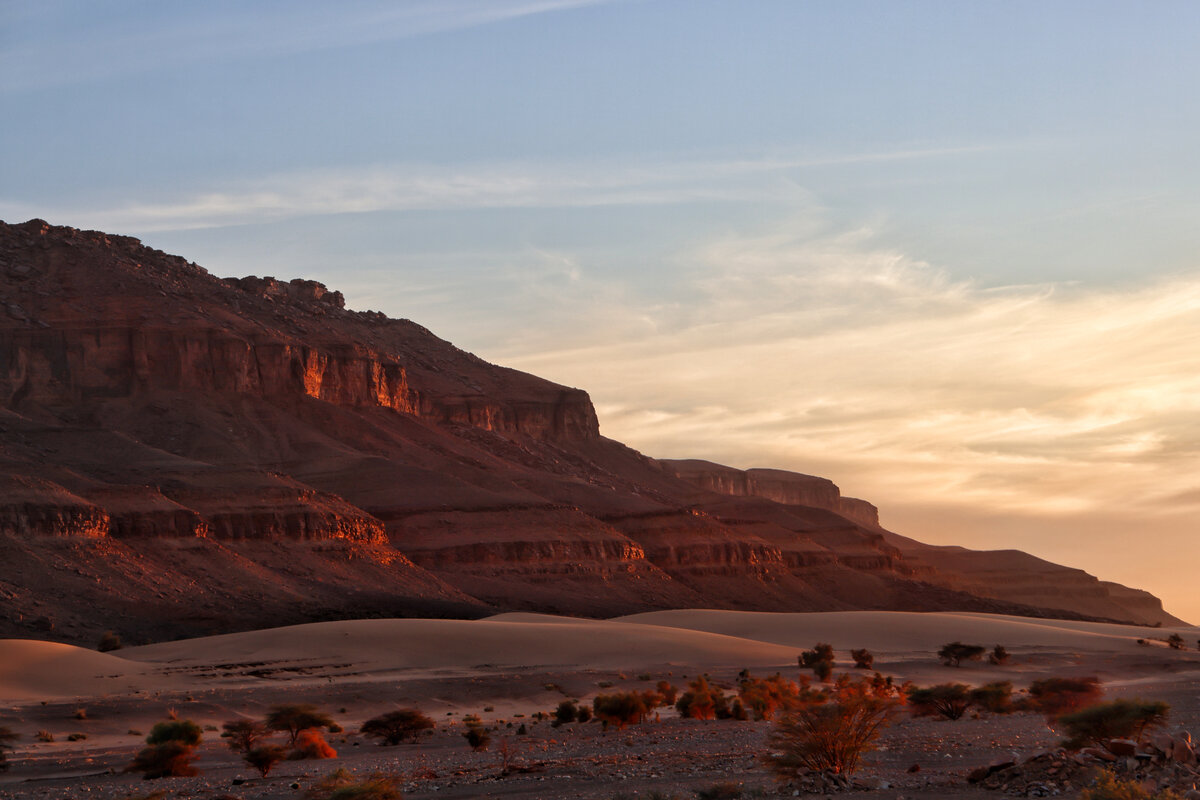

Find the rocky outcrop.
[
  {"left": 0, "top": 218, "right": 1182, "bottom": 643},
  {"left": 658, "top": 459, "right": 880, "bottom": 528}
]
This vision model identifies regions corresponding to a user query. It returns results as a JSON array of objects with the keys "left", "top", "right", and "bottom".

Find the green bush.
[
  {"left": 146, "top": 720, "right": 202, "bottom": 746},
  {"left": 245, "top": 743, "right": 288, "bottom": 777},
  {"left": 594, "top": 692, "right": 651, "bottom": 729},
  {"left": 850, "top": 649, "right": 873, "bottom": 669},
  {"left": 799, "top": 644, "right": 836, "bottom": 682},
  {"left": 553, "top": 699, "right": 578, "bottom": 725},
  {"left": 1058, "top": 699, "right": 1170, "bottom": 750},
  {"left": 127, "top": 740, "right": 198, "bottom": 779}
]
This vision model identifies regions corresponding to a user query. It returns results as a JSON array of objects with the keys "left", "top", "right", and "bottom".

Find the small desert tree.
[
  {"left": 0, "top": 726, "right": 17, "bottom": 772},
  {"left": 266, "top": 704, "right": 335, "bottom": 747},
  {"left": 850, "top": 649, "right": 874, "bottom": 669},
  {"left": 1028, "top": 676, "right": 1103, "bottom": 719},
  {"left": 907, "top": 684, "right": 971, "bottom": 720},
  {"left": 988, "top": 645, "right": 1010, "bottom": 665},
  {"left": 799, "top": 643, "right": 836, "bottom": 682},
  {"left": 360, "top": 709, "right": 435, "bottom": 745},
  {"left": 765, "top": 684, "right": 897, "bottom": 777},
  {"left": 221, "top": 719, "right": 270, "bottom": 754},
  {"left": 1058, "top": 699, "right": 1170, "bottom": 751},
  {"left": 245, "top": 744, "right": 288, "bottom": 777},
  {"left": 938, "top": 642, "right": 986, "bottom": 667}
]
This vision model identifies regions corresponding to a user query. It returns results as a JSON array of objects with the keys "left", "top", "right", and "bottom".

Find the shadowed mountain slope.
[{"left": 0, "top": 219, "right": 1181, "bottom": 644}]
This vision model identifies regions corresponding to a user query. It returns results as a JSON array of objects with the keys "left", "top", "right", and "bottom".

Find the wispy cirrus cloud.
[
  {"left": 0, "top": 0, "right": 616, "bottom": 93},
  {"left": 2, "top": 143, "right": 1013, "bottom": 233}
]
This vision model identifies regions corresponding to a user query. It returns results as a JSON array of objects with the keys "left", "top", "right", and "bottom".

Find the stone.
[{"left": 1108, "top": 739, "right": 1139, "bottom": 757}]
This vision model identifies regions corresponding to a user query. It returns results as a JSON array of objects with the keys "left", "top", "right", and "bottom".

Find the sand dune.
[
  {"left": 4, "top": 610, "right": 1197, "bottom": 704},
  {"left": 0, "top": 639, "right": 152, "bottom": 700},
  {"left": 120, "top": 616, "right": 801, "bottom": 673},
  {"left": 615, "top": 609, "right": 1198, "bottom": 653}
]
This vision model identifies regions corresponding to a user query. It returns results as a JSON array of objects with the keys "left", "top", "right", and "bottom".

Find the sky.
[{"left": 3, "top": 0, "right": 1200, "bottom": 621}]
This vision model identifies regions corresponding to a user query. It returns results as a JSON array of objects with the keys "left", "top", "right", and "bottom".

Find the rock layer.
[{"left": 0, "top": 219, "right": 1181, "bottom": 644}]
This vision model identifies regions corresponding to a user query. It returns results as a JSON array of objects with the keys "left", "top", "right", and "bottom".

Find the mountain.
[{"left": 0, "top": 219, "right": 1181, "bottom": 645}]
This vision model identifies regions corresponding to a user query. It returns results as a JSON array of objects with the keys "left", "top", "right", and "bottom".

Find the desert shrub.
[
  {"left": 360, "top": 709, "right": 435, "bottom": 745},
  {"left": 970, "top": 681, "right": 1014, "bottom": 713},
  {"left": 675, "top": 676, "right": 729, "bottom": 721},
  {"left": 850, "top": 649, "right": 873, "bottom": 669},
  {"left": 463, "top": 722, "right": 491, "bottom": 751},
  {"left": 291, "top": 728, "right": 337, "bottom": 760},
  {"left": 221, "top": 719, "right": 269, "bottom": 753},
  {"left": 0, "top": 726, "right": 17, "bottom": 772},
  {"left": 576, "top": 706, "right": 592, "bottom": 723},
  {"left": 799, "top": 643, "right": 836, "bottom": 682},
  {"left": 937, "top": 642, "right": 986, "bottom": 667},
  {"left": 594, "top": 692, "right": 651, "bottom": 729},
  {"left": 305, "top": 768, "right": 404, "bottom": 800},
  {"left": 35, "top": 730, "right": 53, "bottom": 742},
  {"left": 128, "top": 740, "right": 199, "bottom": 779},
  {"left": 97, "top": 631, "right": 123, "bottom": 652},
  {"left": 1058, "top": 699, "right": 1170, "bottom": 750},
  {"left": 73, "top": 708, "right": 87, "bottom": 720},
  {"left": 988, "top": 645, "right": 1010, "bottom": 665},
  {"left": 695, "top": 782, "right": 743, "bottom": 799},
  {"left": 553, "top": 700, "right": 578, "bottom": 725},
  {"left": 739, "top": 673, "right": 801, "bottom": 721},
  {"left": 115, "top": 791, "right": 168, "bottom": 800},
  {"left": 1028, "top": 676, "right": 1103, "bottom": 718},
  {"left": 907, "top": 684, "right": 971, "bottom": 720},
  {"left": 67, "top": 733, "right": 87, "bottom": 741},
  {"left": 656, "top": 680, "right": 678, "bottom": 705},
  {"left": 1167, "top": 634, "right": 1185, "bottom": 650},
  {"left": 1079, "top": 771, "right": 1185, "bottom": 799},
  {"left": 765, "top": 693, "right": 896, "bottom": 776},
  {"left": 267, "top": 704, "right": 336, "bottom": 746},
  {"left": 146, "top": 720, "right": 202, "bottom": 746},
  {"left": 245, "top": 743, "right": 288, "bottom": 777}
]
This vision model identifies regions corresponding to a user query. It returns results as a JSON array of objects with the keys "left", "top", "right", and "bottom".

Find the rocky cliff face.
[{"left": 0, "top": 219, "right": 1181, "bottom": 644}]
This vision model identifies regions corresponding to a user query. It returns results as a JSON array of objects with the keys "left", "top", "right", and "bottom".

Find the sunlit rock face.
[{"left": 0, "top": 219, "right": 1181, "bottom": 645}]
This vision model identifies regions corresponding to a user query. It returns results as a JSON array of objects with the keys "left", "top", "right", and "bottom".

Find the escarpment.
[{"left": 0, "top": 218, "right": 1183, "bottom": 644}]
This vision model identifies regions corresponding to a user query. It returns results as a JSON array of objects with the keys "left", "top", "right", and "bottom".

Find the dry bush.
[
  {"left": 304, "top": 767, "right": 404, "bottom": 800},
  {"left": 799, "top": 644, "right": 836, "bottom": 682},
  {"left": 1058, "top": 699, "right": 1170, "bottom": 751},
  {"left": 594, "top": 692, "right": 651, "bottom": 729},
  {"left": 146, "top": 720, "right": 201, "bottom": 746},
  {"left": 291, "top": 728, "right": 337, "bottom": 760},
  {"left": 1028, "top": 676, "right": 1103, "bottom": 718},
  {"left": 97, "top": 631, "right": 123, "bottom": 652},
  {"left": 552, "top": 700, "right": 578, "bottom": 725},
  {"left": 675, "top": 676, "right": 729, "bottom": 720},
  {"left": 738, "top": 673, "right": 801, "bottom": 721},
  {"left": 989, "top": 645, "right": 1010, "bottom": 665},
  {"left": 970, "top": 681, "right": 1014, "bottom": 713},
  {"left": 463, "top": 722, "right": 491, "bottom": 751},
  {"left": 360, "top": 709, "right": 435, "bottom": 745},
  {"left": 655, "top": 680, "right": 678, "bottom": 705},
  {"left": 765, "top": 692, "right": 896, "bottom": 777},
  {"left": 907, "top": 684, "right": 971, "bottom": 720},
  {"left": 1079, "top": 771, "right": 1185, "bottom": 799},
  {"left": 1167, "top": 634, "right": 1185, "bottom": 651},
  {"left": 127, "top": 740, "right": 198, "bottom": 779}
]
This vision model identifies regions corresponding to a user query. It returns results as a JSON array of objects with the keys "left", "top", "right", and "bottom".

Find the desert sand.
[{"left": 1, "top": 610, "right": 1198, "bottom": 799}]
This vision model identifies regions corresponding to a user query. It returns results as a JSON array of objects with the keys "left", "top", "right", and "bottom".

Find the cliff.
[{"left": 0, "top": 219, "right": 1181, "bottom": 644}]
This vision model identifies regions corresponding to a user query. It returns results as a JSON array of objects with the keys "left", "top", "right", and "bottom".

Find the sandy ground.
[{"left": 1, "top": 610, "right": 1198, "bottom": 799}]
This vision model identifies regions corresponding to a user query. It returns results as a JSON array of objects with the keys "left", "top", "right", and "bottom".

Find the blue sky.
[{"left": 5, "top": 0, "right": 1200, "bottom": 620}]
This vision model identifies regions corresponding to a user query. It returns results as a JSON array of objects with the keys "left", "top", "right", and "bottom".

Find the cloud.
[
  {"left": 0, "top": 0, "right": 615, "bottom": 93},
  {"left": 496, "top": 220, "right": 1200, "bottom": 530},
  {"left": 1, "top": 144, "right": 1012, "bottom": 234}
]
